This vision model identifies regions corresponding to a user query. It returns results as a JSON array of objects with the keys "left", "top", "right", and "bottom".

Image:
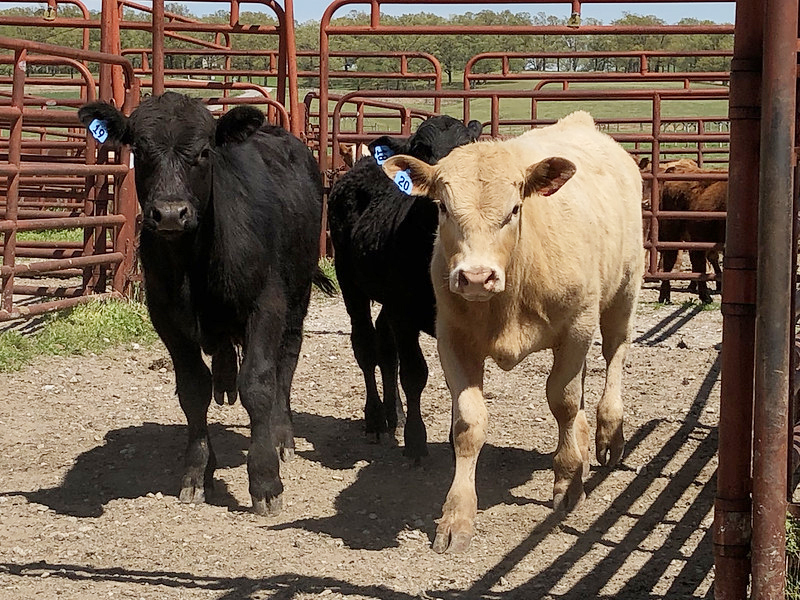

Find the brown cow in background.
[
  {"left": 640, "top": 157, "right": 727, "bottom": 304},
  {"left": 384, "top": 111, "right": 643, "bottom": 553}
]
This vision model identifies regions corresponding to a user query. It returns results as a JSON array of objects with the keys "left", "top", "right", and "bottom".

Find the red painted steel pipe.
[
  {"left": 0, "top": 163, "right": 129, "bottom": 177},
  {"left": 0, "top": 252, "right": 124, "bottom": 277},
  {"left": 0, "top": 291, "right": 122, "bottom": 322},
  {"left": 714, "top": 0, "right": 763, "bottom": 597},
  {"left": 0, "top": 36, "right": 136, "bottom": 91},
  {"left": 1, "top": 47, "right": 25, "bottom": 315},
  {"left": 283, "top": 0, "right": 300, "bottom": 136},
  {"left": 0, "top": 215, "right": 127, "bottom": 232},
  {"left": 12, "top": 285, "right": 85, "bottom": 298},
  {"left": 751, "top": 0, "right": 797, "bottom": 597},
  {"left": 152, "top": 0, "right": 165, "bottom": 96}
]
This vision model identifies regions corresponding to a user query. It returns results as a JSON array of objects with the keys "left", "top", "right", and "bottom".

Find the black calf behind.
[
  {"left": 79, "top": 92, "right": 327, "bottom": 515},
  {"left": 328, "top": 115, "right": 482, "bottom": 460}
]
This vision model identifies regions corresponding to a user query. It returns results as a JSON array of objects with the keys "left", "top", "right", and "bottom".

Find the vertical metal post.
[
  {"left": 1, "top": 48, "right": 25, "bottom": 315},
  {"left": 714, "top": 1, "right": 763, "bottom": 597},
  {"left": 751, "top": 0, "right": 798, "bottom": 596},
  {"left": 319, "top": 6, "right": 332, "bottom": 172},
  {"left": 152, "top": 0, "right": 165, "bottom": 96},
  {"left": 283, "top": 0, "right": 301, "bottom": 136}
]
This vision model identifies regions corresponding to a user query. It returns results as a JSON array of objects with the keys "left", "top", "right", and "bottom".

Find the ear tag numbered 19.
[
  {"left": 372, "top": 144, "right": 393, "bottom": 165},
  {"left": 394, "top": 170, "right": 412, "bottom": 194},
  {"left": 88, "top": 119, "right": 109, "bottom": 143}
]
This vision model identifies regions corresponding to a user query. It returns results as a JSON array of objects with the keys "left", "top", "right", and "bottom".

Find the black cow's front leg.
[
  {"left": 240, "top": 289, "right": 287, "bottom": 516},
  {"left": 152, "top": 313, "right": 215, "bottom": 504}
]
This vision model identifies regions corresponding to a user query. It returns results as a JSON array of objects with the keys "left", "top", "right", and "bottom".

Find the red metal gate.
[{"left": 0, "top": 35, "right": 139, "bottom": 321}]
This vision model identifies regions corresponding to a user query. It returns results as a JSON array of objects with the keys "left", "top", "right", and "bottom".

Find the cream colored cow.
[{"left": 383, "top": 111, "right": 643, "bottom": 553}]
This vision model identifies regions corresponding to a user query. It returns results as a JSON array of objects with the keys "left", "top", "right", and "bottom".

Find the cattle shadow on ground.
[
  {"left": 0, "top": 361, "right": 719, "bottom": 600},
  {"left": 634, "top": 302, "right": 704, "bottom": 346},
  {"left": 277, "top": 411, "right": 551, "bottom": 551},
  {"left": 11, "top": 422, "right": 250, "bottom": 517}
]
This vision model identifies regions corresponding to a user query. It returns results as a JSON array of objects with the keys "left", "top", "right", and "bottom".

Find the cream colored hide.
[{"left": 383, "top": 111, "right": 643, "bottom": 554}]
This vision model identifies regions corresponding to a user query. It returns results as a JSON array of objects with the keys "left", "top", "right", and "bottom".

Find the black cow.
[
  {"left": 327, "top": 116, "right": 482, "bottom": 461},
  {"left": 79, "top": 92, "right": 331, "bottom": 515}
]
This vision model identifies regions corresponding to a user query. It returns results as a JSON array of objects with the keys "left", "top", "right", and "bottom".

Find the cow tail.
[{"left": 313, "top": 267, "right": 337, "bottom": 296}]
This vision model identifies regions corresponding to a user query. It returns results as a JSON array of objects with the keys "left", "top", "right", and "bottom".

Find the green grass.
[
  {"left": 16, "top": 229, "right": 84, "bottom": 243},
  {"left": 788, "top": 515, "right": 800, "bottom": 599},
  {"left": 317, "top": 256, "right": 339, "bottom": 292},
  {"left": 0, "top": 258, "right": 337, "bottom": 372},
  {"left": 0, "top": 299, "right": 158, "bottom": 372},
  {"left": 678, "top": 300, "right": 721, "bottom": 311}
]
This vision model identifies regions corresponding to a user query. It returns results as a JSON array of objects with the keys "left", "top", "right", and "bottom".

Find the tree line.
[{"left": 1, "top": 5, "right": 733, "bottom": 86}]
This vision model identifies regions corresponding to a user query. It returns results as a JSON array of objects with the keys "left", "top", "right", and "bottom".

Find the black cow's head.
[
  {"left": 78, "top": 92, "right": 264, "bottom": 239},
  {"left": 367, "top": 115, "right": 483, "bottom": 168}
]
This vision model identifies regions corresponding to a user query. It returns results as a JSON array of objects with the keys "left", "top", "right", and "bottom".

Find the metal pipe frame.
[
  {"left": 318, "top": 0, "right": 734, "bottom": 171},
  {"left": 714, "top": 0, "right": 762, "bottom": 597},
  {"left": 327, "top": 86, "right": 729, "bottom": 268},
  {"left": 464, "top": 50, "right": 733, "bottom": 88},
  {"left": 0, "top": 36, "right": 139, "bottom": 322},
  {"left": 751, "top": 0, "right": 798, "bottom": 597}
]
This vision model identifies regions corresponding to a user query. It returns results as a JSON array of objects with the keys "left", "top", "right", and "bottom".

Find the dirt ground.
[{"left": 0, "top": 282, "right": 721, "bottom": 600}]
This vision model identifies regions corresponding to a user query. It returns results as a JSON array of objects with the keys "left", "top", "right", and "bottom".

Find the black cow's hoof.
[
  {"left": 402, "top": 444, "right": 429, "bottom": 462},
  {"left": 179, "top": 485, "right": 206, "bottom": 504},
  {"left": 279, "top": 446, "right": 295, "bottom": 463},
  {"left": 252, "top": 493, "right": 282, "bottom": 516}
]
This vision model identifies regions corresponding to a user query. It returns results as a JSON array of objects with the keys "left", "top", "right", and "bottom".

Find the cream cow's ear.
[
  {"left": 382, "top": 154, "right": 437, "bottom": 197},
  {"left": 522, "top": 157, "right": 576, "bottom": 198}
]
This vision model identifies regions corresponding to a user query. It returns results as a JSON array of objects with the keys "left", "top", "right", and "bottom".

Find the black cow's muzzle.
[{"left": 145, "top": 198, "right": 197, "bottom": 237}]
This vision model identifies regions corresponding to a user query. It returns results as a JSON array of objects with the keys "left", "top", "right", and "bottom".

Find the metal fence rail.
[{"left": 0, "top": 35, "right": 139, "bottom": 321}]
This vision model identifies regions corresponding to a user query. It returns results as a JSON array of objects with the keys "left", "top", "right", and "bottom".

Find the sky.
[{"left": 18, "top": 1, "right": 736, "bottom": 24}]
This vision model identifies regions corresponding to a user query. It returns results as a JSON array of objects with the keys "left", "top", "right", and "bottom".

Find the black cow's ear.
[
  {"left": 522, "top": 157, "right": 576, "bottom": 198},
  {"left": 466, "top": 120, "right": 483, "bottom": 140},
  {"left": 215, "top": 105, "right": 265, "bottom": 146},
  {"left": 78, "top": 102, "right": 131, "bottom": 146},
  {"left": 367, "top": 135, "right": 407, "bottom": 159},
  {"left": 638, "top": 156, "right": 651, "bottom": 170}
]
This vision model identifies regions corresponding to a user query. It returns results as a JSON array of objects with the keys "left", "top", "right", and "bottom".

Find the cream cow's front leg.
[
  {"left": 432, "top": 325, "right": 486, "bottom": 554},
  {"left": 548, "top": 329, "right": 592, "bottom": 513}
]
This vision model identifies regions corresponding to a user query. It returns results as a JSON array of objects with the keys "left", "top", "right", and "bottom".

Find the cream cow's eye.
[{"left": 501, "top": 204, "right": 521, "bottom": 227}]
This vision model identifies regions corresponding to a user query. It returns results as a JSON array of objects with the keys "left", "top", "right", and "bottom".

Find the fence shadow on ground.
[{"left": 635, "top": 301, "right": 706, "bottom": 346}]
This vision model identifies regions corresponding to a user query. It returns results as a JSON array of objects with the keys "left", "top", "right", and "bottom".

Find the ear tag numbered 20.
[
  {"left": 394, "top": 170, "right": 412, "bottom": 194},
  {"left": 372, "top": 145, "right": 393, "bottom": 166},
  {"left": 88, "top": 119, "right": 109, "bottom": 143}
]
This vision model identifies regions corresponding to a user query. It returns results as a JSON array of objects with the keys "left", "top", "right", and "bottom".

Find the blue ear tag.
[
  {"left": 372, "top": 144, "right": 393, "bottom": 166},
  {"left": 394, "top": 170, "right": 413, "bottom": 194},
  {"left": 88, "top": 118, "right": 109, "bottom": 143}
]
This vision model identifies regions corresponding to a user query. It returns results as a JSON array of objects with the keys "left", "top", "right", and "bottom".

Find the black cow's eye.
[{"left": 199, "top": 148, "right": 210, "bottom": 161}]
